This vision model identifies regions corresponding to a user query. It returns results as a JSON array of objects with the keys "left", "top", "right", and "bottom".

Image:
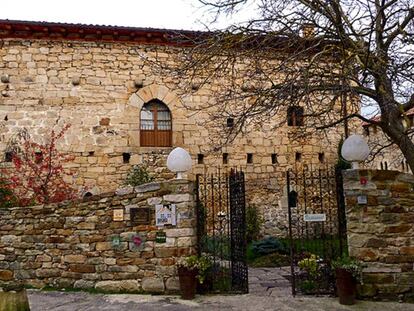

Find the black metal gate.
[
  {"left": 196, "top": 169, "right": 248, "bottom": 294},
  {"left": 286, "top": 166, "right": 347, "bottom": 295}
]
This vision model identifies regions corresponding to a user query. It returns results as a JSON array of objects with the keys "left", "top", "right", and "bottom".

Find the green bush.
[
  {"left": 246, "top": 204, "right": 263, "bottom": 243},
  {"left": 250, "top": 237, "right": 289, "bottom": 258},
  {"left": 124, "top": 165, "right": 154, "bottom": 186}
]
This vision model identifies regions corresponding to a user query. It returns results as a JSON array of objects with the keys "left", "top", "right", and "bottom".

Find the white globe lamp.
[
  {"left": 341, "top": 134, "right": 370, "bottom": 169},
  {"left": 167, "top": 147, "right": 192, "bottom": 179}
]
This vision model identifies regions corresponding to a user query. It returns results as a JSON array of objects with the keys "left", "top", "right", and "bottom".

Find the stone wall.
[
  {"left": 0, "top": 179, "right": 196, "bottom": 293},
  {"left": 343, "top": 169, "right": 414, "bottom": 301},
  {"left": 0, "top": 38, "right": 347, "bottom": 237}
]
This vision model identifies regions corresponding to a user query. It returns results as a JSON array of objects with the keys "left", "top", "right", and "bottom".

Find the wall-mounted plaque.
[
  {"left": 113, "top": 209, "right": 124, "bottom": 221},
  {"left": 130, "top": 207, "right": 150, "bottom": 225},
  {"left": 129, "top": 233, "right": 146, "bottom": 251},
  {"left": 111, "top": 235, "right": 121, "bottom": 248},
  {"left": 155, "top": 204, "right": 176, "bottom": 227},
  {"left": 155, "top": 231, "right": 167, "bottom": 243},
  {"left": 357, "top": 195, "right": 368, "bottom": 205}
]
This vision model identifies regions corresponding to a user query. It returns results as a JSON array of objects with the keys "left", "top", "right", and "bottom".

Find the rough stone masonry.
[
  {"left": 0, "top": 179, "right": 197, "bottom": 294},
  {"left": 343, "top": 169, "right": 414, "bottom": 302},
  {"left": 0, "top": 20, "right": 349, "bottom": 237}
]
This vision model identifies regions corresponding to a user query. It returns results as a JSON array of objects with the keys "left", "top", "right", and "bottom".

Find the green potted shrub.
[
  {"left": 332, "top": 256, "right": 363, "bottom": 305},
  {"left": 297, "top": 253, "right": 321, "bottom": 294},
  {"left": 177, "top": 255, "right": 211, "bottom": 299}
]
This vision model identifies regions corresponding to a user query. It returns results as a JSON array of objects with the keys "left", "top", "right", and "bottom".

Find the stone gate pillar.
[{"left": 342, "top": 169, "right": 414, "bottom": 302}]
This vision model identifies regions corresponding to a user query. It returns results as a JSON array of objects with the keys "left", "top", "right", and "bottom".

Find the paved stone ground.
[
  {"left": 27, "top": 267, "right": 414, "bottom": 311},
  {"left": 248, "top": 266, "right": 292, "bottom": 297}
]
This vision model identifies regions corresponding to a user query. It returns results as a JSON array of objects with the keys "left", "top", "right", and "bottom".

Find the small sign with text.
[{"left": 303, "top": 213, "right": 326, "bottom": 222}]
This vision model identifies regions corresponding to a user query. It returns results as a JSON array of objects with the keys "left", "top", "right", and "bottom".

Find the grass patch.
[{"left": 279, "top": 236, "right": 345, "bottom": 259}]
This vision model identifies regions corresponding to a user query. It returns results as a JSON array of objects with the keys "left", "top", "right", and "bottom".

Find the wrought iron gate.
[
  {"left": 286, "top": 166, "right": 347, "bottom": 295},
  {"left": 196, "top": 169, "right": 248, "bottom": 294}
]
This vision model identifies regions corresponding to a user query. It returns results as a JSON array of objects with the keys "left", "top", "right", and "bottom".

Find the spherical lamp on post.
[
  {"left": 341, "top": 134, "right": 370, "bottom": 169},
  {"left": 167, "top": 147, "right": 192, "bottom": 179}
]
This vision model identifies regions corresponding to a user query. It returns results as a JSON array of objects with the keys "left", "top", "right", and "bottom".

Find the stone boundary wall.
[
  {"left": 343, "top": 169, "right": 414, "bottom": 302},
  {"left": 0, "top": 180, "right": 197, "bottom": 294}
]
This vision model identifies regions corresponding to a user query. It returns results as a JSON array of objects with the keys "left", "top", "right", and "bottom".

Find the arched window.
[
  {"left": 287, "top": 106, "right": 304, "bottom": 126},
  {"left": 140, "top": 100, "right": 172, "bottom": 147}
]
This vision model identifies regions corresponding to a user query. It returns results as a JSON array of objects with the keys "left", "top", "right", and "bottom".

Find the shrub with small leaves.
[
  {"left": 332, "top": 256, "right": 364, "bottom": 283},
  {"left": 298, "top": 254, "right": 320, "bottom": 278},
  {"left": 1, "top": 124, "right": 77, "bottom": 206},
  {"left": 178, "top": 255, "right": 212, "bottom": 284},
  {"left": 246, "top": 204, "right": 263, "bottom": 243},
  {"left": 251, "top": 237, "right": 289, "bottom": 257},
  {"left": 124, "top": 165, "right": 154, "bottom": 186}
]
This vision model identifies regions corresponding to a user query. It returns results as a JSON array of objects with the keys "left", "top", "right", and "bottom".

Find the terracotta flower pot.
[
  {"left": 178, "top": 266, "right": 198, "bottom": 300},
  {"left": 335, "top": 268, "right": 357, "bottom": 305},
  {"left": 0, "top": 286, "right": 30, "bottom": 311}
]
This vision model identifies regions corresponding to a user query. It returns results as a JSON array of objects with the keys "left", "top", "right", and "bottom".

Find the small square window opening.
[
  {"left": 318, "top": 152, "right": 325, "bottom": 163},
  {"left": 287, "top": 106, "right": 304, "bottom": 126},
  {"left": 226, "top": 118, "right": 234, "bottom": 127},
  {"left": 123, "top": 153, "right": 131, "bottom": 164},
  {"left": 247, "top": 153, "right": 253, "bottom": 164},
  {"left": 197, "top": 154, "right": 204, "bottom": 165},
  {"left": 35, "top": 152, "right": 43, "bottom": 164},
  {"left": 295, "top": 152, "right": 302, "bottom": 162},
  {"left": 271, "top": 153, "right": 278, "bottom": 164},
  {"left": 223, "top": 153, "right": 229, "bottom": 165},
  {"left": 5, "top": 152, "right": 13, "bottom": 162}
]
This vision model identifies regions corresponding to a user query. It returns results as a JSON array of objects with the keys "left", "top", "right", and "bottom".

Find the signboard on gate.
[{"left": 303, "top": 213, "right": 326, "bottom": 222}]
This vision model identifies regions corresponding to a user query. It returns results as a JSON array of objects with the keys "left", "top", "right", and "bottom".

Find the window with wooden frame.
[
  {"left": 287, "top": 106, "right": 304, "bottom": 126},
  {"left": 140, "top": 100, "right": 172, "bottom": 147}
]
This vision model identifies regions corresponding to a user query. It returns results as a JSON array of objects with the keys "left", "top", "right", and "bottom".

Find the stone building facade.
[{"left": 0, "top": 20, "right": 348, "bottom": 236}]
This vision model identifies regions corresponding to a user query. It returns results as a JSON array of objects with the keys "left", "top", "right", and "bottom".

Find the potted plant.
[
  {"left": 297, "top": 253, "right": 321, "bottom": 294},
  {"left": 177, "top": 255, "right": 211, "bottom": 299},
  {"left": 332, "top": 256, "right": 363, "bottom": 305},
  {"left": 0, "top": 282, "right": 30, "bottom": 311}
]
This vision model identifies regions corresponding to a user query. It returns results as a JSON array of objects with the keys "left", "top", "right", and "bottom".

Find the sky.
[{"left": 0, "top": 0, "right": 250, "bottom": 30}]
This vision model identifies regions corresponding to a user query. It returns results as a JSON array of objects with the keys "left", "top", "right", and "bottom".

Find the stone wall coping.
[
  {"left": 0, "top": 179, "right": 194, "bottom": 212},
  {"left": 343, "top": 169, "right": 414, "bottom": 183}
]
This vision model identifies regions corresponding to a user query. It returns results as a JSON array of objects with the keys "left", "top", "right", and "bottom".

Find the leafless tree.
[{"left": 153, "top": 0, "right": 414, "bottom": 170}]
